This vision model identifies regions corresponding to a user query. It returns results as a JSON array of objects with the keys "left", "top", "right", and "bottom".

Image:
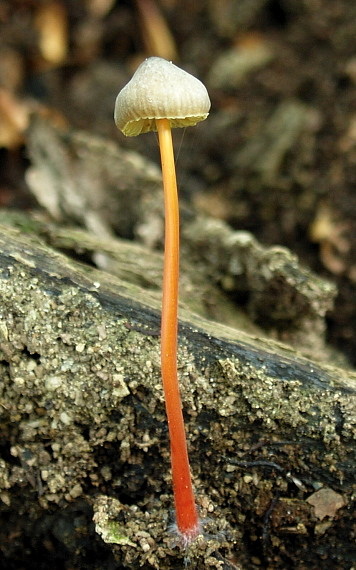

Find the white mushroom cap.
[{"left": 114, "top": 57, "right": 211, "bottom": 137}]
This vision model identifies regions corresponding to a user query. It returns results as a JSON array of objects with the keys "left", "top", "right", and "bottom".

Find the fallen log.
[{"left": 0, "top": 224, "right": 355, "bottom": 570}]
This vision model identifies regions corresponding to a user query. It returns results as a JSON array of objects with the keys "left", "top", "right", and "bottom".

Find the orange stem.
[{"left": 156, "top": 118, "right": 200, "bottom": 542}]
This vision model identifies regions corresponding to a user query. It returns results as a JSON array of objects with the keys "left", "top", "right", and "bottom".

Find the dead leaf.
[
  {"left": 34, "top": 2, "right": 68, "bottom": 67},
  {"left": 309, "top": 203, "right": 350, "bottom": 274},
  {"left": 306, "top": 488, "right": 345, "bottom": 520}
]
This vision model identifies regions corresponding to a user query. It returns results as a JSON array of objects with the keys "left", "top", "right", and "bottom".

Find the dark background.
[{"left": 1, "top": 0, "right": 355, "bottom": 365}]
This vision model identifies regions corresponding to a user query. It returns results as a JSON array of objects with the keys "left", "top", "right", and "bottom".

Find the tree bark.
[{"left": 0, "top": 223, "right": 355, "bottom": 570}]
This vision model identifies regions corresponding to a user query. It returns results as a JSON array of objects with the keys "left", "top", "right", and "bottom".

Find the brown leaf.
[{"left": 306, "top": 488, "right": 345, "bottom": 520}]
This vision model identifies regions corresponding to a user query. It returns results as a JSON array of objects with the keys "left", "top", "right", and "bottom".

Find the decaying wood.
[
  {"left": 25, "top": 118, "right": 337, "bottom": 359},
  {"left": 0, "top": 223, "right": 355, "bottom": 569}
]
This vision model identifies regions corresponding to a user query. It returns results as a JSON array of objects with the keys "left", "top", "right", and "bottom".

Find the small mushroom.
[
  {"left": 114, "top": 57, "right": 210, "bottom": 545},
  {"left": 114, "top": 56, "right": 210, "bottom": 136}
]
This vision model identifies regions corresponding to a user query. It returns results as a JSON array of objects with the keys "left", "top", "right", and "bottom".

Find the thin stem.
[{"left": 156, "top": 118, "right": 200, "bottom": 542}]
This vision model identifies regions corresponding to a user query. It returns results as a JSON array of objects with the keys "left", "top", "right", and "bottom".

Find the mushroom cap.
[{"left": 114, "top": 57, "right": 211, "bottom": 136}]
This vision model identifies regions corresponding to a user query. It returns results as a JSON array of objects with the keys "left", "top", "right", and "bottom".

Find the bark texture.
[{"left": 0, "top": 222, "right": 355, "bottom": 569}]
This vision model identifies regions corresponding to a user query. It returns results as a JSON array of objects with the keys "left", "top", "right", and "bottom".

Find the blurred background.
[{"left": 0, "top": 0, "right": 355, "bottom": 364}]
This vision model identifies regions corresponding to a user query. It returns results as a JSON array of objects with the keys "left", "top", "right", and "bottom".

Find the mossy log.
[{"left": 0, "top": 224, "right": 355, "bottom": 570}]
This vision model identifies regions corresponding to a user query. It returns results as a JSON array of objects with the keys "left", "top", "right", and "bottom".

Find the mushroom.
[{"left": 114, "top": 57, "right": 210, "bottom": 544}]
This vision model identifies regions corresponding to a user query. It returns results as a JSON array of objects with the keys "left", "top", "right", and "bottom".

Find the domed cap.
[{"left": 114, "top": 57, "right": 211, "bottom": 137}]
